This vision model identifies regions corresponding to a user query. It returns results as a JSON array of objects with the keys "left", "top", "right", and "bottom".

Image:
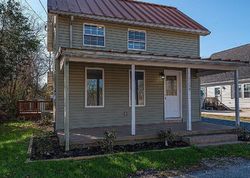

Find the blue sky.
[{"left": 26, "top": 0, "right": 250, "bottom": 57}]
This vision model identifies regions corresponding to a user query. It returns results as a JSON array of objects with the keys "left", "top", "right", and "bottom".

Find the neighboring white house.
[{"left": 201, "top": 44, "right": 250, "bottom": 109}]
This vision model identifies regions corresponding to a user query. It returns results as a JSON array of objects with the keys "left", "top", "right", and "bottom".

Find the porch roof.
[{"left": 56, "top": 47, "right": 250, "bottom": 72}]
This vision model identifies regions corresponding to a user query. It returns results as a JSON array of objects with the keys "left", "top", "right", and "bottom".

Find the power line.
[
  {"left": 24, "top": 0, "right": 46, "bottom": 23},
  {"left": 38, "top": 0, "right": 47, "bottom": 14},
  {"left": 38, "top": 0, "right": 53, "bottom": 26}
]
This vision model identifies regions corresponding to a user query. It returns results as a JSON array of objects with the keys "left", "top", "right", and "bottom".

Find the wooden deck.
[{"left": 57, "top": 121, "right": 236, "bottom": 146}]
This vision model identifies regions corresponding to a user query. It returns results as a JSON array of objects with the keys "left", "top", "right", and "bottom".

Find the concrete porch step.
[{"left": 182, "top": 134, "right": 238, "bottom": 146}]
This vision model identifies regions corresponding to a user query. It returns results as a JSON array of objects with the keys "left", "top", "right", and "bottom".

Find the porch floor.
[{"left": 57, "top": 121, "right": 236, "bottom": 146}]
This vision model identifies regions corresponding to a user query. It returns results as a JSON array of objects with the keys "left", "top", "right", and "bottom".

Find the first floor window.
[
  {"left": 244, "top": 84, "right": 250, "bottom": 98},
  {"left": 129, "top": 71, "right": 145, "bottom": 106},
  {"left": 86, "top": 68, "right": 104, "bottom": 107},
  {"left": 84, "top": 24, "right": 105, "bottom": 47},
  {"left": 231, "top": 84, "right": 242, "bottom": 99}
]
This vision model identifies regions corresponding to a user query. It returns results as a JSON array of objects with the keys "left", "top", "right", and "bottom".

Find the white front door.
[{"left": 164, "top": 70, "right": 182, "bottom": 119}]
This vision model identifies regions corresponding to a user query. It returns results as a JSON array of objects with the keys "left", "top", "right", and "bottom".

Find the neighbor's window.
[
  {"left": 231, "top": 84, "right": 242, "bottom": 99},
  {"left": 129, "top": 71, "right": 145, "bottom": 106},
  {"left": 128, "top": 29, "right": 146, "bottom": 50},
  {"left": 244, "top": 84, "right": 250, "bottom": 98},
  {"left": 85, "top": 68, "right": 104, "bottom": 107},
  {"left": 84, "top": 24, "right": 105, "bottom": 47}
]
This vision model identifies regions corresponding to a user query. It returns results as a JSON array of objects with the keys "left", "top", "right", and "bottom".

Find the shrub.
[
  {"left": 238, "top": 128, "right": 250, "bottom": 141},
  {"left": 39, "top": 112, "right": 53, "bottom": 126},
  {"left": 98, "top": 130, "right": 117, "bottom": 153},
  {"left": 158, "top": 129, "right": 175, "bottom": 146}
]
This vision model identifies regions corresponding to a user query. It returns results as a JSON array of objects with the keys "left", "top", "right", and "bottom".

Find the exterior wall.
[
  {"left": 56, "top": 16, "right": 200, "bottom": 57},
  {"left": 205, "top": 84, "right": 250, "bottom": 109},
  {"left": 55, "top": 62, "right": 200, "bottom": 130}
]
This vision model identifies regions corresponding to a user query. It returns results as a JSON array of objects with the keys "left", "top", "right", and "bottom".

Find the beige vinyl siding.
[
  {"left": 56, "top": 16, "right": 199, "bottom": 57},
  {"left": 56, "top": 62, "right": 200, "bottom": 130},
  {"left": 206, "top": 84, "right": 250, "bottom": 109}
]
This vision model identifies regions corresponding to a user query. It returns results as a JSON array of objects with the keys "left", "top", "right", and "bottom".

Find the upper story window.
[
  {"left": 128, "top": 29, "right": 146, "bottom": 51},
  {"left": 83, "top": 24, "right": 105, "bottom": 47}
]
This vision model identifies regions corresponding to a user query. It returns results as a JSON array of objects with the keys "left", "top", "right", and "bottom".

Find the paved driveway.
[
  {"left": 202, "top": 109, "right": 250, "bottom": 118},
  {"left": 202, "top": 117, "right": 250, "bottom": 131},
  {"left": 179, "top": 158, "right": 250, "bottom": 178}
]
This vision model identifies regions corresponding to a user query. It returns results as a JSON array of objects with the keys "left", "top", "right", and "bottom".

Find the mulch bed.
[{"left": 31, "top": 134, "right": 189, "bottom": 161}]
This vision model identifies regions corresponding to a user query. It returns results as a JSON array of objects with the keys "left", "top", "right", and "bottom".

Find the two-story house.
[{"left": 47, "top": 0, "right": 247, "bottom": 150}]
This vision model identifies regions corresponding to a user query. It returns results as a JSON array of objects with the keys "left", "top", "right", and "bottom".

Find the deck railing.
[{"left": 18, "top": 100, "right": 53, "bottom": 116}]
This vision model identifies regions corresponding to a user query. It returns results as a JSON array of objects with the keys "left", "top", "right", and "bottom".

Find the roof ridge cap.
[{"left": 118, "top": 0, "right": 177, "bottom": 10}]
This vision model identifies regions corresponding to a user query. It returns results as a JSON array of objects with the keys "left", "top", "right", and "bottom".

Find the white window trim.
[
  {"left": 129, "top": 70, "right": 146, "bottom": 107},
  {"left": 243, "top": 83, "right": 250, "bottom": 99},
  {"left": 127, "top": 28, "right": 147, "bottom": 51},
  {"left": 85, "top": 67, "right": 105, "bottom": 108},
  {"left": 83, "top": 23, "right": 105, "bottom": 47}
]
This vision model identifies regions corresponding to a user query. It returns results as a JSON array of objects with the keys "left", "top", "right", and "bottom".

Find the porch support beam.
[
  {"left": 64, "top": 58, "right": 70, "bottom": 151},
  {"left": 131, "top": 64, "right": 136, "bottom": 135},
  {"left": 234, "top": 69, "right": 240, "bottom": 127},
  {"left": 186, "top": 68, "right": 192, "bottom": 131}
]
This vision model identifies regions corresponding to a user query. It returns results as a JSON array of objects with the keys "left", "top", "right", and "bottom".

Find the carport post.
[
  {"left": 234, "top": 69, "right": 240, "bottom": 127},
  {"left": 64, "top": 58, "right": 70, "bottom": 151},
  {"left": 186, "top": 68, "right": 192, "bottom": 131},
  {"left": 131, "top": 64, "right": 136, "bottom": 135}
]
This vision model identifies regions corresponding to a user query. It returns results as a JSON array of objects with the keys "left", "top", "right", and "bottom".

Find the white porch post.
[
  {"left": 234, "top": 69, "right": 240, "bottom": 127},
  {"left": 64, "top": 59, "right": 70, "bottom": 151},
  {"left": 186, "top": 68, "right": 192, "bottom": 131},
  {"left": 131, "top": 64, "right": 136, "bottom": 135}
]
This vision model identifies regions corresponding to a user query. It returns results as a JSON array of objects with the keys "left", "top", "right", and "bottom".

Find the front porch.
[
  {"left": 56, "top": 48, "right": 246, "bottom": 150},
  {"left": 57, "top": 121, "right": 236, "bottom": 146}
]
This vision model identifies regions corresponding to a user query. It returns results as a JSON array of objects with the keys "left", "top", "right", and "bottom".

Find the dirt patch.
[{"left": 30, "top": 134, "right": 188, "bottom": 161}]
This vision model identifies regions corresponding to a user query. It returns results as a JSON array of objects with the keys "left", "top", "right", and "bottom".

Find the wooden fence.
[{"left": 18, "top": 100, "right": 53, "bottom": 118}]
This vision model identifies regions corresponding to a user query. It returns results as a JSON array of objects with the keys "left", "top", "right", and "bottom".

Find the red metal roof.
[{"left": 48, "top": 0, "right": 210, "bottom": 35}]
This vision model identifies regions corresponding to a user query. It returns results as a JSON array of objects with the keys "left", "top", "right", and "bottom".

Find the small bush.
[
  {"left": 98, "top": 130, "right": 117, "bottom": 153},
  {"left": 39, "top": 112, "right": 53, "bottom": 126},
  {"left": 238, "top": 128, "right": 250, "bottom": 141},
  {"left": 158, "top": 129, "right": 176, "bottom": 146}
]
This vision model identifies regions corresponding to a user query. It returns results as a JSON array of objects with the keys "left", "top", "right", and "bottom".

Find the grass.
[
  {"left": 202, "top": 114, "right": 250, "bottom": 122},
  {"left": 1, "top": 121, "right": 250, "bottom": 178}
]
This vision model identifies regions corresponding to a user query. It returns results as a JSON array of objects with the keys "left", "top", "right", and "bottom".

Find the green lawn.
[{"left": 1, "top": 121, "right": 250, "bottom": 178}]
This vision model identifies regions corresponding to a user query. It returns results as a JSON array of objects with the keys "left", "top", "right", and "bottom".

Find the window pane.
[
  {"left": 231, "top": 85, "right": 242, "bottom": 99},
  {"left": 166, "top": 76, "right": 177, "bottom": 96},
  {"left": 84, "top": 35, "right": 104, "bottom": 46},
  {"left": 87, "top": 69, "right": 103, "bottom": 106},
  {"left": 128, "top": 41, "right": 145, "bottom": 50},
  {"left": 130, "top": 71, "right": 145, "bottom": 106},
  {"left": 244, "top": 84, "right": 250, "bottom": 98}
]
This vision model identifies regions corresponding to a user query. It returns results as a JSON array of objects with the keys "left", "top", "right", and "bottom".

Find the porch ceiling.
[{"left": 56, "top": 48, "right": 249, "bottom": 71}]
